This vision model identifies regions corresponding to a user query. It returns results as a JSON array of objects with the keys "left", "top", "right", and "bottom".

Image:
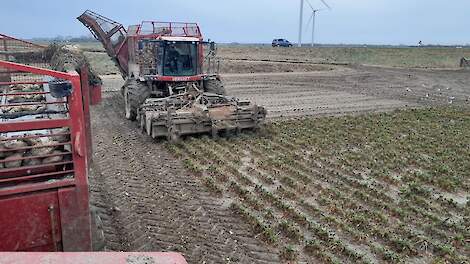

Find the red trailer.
[
  {"left": 0, "top": 34, "right": 187, "bottom": 263},
  {"left": 0, "top": 60, "right": 99, "bottom": 251}
]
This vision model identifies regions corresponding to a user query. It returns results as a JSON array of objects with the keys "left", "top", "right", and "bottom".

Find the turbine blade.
[
  {"left": 305, "top": 13, "right": 314, "bottom": 32},
  {"left": 320, "top": 0, "right": 331, "bottom": 10},
  {"left": 305, "top": 0, "right": 315, "bottom": 11}
]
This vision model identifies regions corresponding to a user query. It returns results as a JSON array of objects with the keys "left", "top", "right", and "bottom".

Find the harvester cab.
[
  {"left": 78, "top": 10, "right": 266, "bottom": 142},
  {"left": 125, "top": 23, "right": 208, "bottom": 82},
  {"left": 161, "top": 40, "right": 198, "bottom": 77}
]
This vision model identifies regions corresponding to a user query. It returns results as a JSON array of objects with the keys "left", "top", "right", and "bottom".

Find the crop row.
[{"left": 167, "top": 107, "right": 470, "bottom": 263}]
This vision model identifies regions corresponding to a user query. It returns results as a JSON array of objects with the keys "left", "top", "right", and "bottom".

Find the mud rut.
[{"left": 89, "top": 93, "right": 279, "bottom": 263}]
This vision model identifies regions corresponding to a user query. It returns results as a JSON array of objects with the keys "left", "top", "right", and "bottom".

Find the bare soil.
[
  {"left": 80, "top": 43, "right": 470, "bottom": 70},
  {"left": 218, "top": 46, "right": 470, "bottom": 69},
  {"left": 224, "top": 65, "right": 470, "bottom": 118},
  {"left": 89, "top": 93, "right": 279, "bottom": 263},
  {"left": 99, "top": 64, "right": 470, "bottom": 119},
  {"left": 219, "top": 59, "right": 335, "bottom": 74}
]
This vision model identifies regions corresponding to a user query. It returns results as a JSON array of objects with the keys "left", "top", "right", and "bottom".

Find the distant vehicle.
[{"left": 272, "top": 39, "right": 293, "bottom": 47}]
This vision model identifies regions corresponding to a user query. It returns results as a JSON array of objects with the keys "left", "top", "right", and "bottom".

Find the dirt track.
[
  {"left": 89, "top": 93, "right": 279, "bottom": 263},
  {"left": 90, "top": 63, "right": 470, "bottom": 263}
]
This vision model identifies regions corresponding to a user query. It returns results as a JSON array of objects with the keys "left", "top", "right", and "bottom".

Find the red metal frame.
[
  {"left": 126, "top": 34, "right": 205, "bottom": 81},
  {"left": 136, "top": 21, "right": 202, "bottom": 38},
  {"left": 149, "top": 75, "right": 204, "bottom": 82},
  {"left": 0, "top": 33, "right": 46, "bottom": 51},
  {"left": 0, "top": 60, "right": 93, "bottom": 251},
  {"left": 133, "top": 21, "right": 204, "bottom": 79},
  {"left": 0, "top": 52, "right": 188, "bottom": 264},
  {"left": 0, "top": 252, "right": 188, "bottom": 264}
]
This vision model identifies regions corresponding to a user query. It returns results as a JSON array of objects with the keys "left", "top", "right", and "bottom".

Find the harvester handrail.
[
  {"left": 0, "top": 33, "right": 46, "bottom": 50},
  {"left": 137, "top": 21, "right": 202, "bottom": 38},
  {"left": 0, "top": 60, "right": 79, "bottom": 80},
  {"left": 81, "top": 10, "right": 126, "bottom": 33},
  {"left": 141, "top": 21, "right": 200, "bottom": 26}
]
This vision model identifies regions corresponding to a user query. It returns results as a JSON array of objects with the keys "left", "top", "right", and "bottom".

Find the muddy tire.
[
  {"left": 167, "top": 127, "right": 180, "bottom": 143},
  {"left": 211, "top": 127, "right": 219, "bottom": 139},
  {"left": 204, "top": 78, "right": 226, "bottom": 95},
  {"left": 123, "top": 79, "right": 151, "bottom": 121}
]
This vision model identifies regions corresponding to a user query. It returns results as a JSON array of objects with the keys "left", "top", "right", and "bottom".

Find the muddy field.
[
  {"left": 225, "top": 65, "right": 470, "bottom": 118},
  {"left": 100, "top": 63, "right": 470, "bottom": 118},
  {"left": 88, "top": 47, "right": 470, "bottom": 263},
  {"left": 170, "top": 107, "right": 470, "bottom": 263},
  {"left": 81, "top": 44, "right": 470, "bottom": 75},
  {"left": 89, "top": 93, "right": 279, "bottom": 263},
  {"left": 82, "top": 44, "right": 470, "bottom": 75},
  {"left": 217, "top": 46, "right": 470, "bottom": 69}
]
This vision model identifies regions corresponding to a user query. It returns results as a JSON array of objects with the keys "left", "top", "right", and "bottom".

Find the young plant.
[
  {"left": 278, "top": 220, "right": 303, "bottom": 241},
  {"left": 280, "top": 245, "right": 298, "bottom": 261}
]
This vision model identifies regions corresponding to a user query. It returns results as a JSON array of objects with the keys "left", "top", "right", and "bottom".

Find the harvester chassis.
[{"left": 122, "top": 75, "right": 226, "bottom": 121}]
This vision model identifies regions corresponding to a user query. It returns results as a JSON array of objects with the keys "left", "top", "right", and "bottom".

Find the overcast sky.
[{"left": 1, "top": 0, "right": 469, "bottom": 45}]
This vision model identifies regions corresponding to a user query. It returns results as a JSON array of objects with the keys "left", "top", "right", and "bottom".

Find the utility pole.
[{"left": 298, "top": 0, "right": 304, "bottom": 47}]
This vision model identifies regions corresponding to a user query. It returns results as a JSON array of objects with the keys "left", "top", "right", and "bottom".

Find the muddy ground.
[
  {"left": 217, "top": 46, "right": 470, "bottom": 69},
  {"left": 100, "top": 63, "right": 470, "bottom": 118},
  {"left": 223, "top": 65, "right": 470, "bottom": 118},
  {"left": 89, "top": 93, "right": 279, "bottom": 263},
  {"left": 218, "top": 59, "right": 335, "bottom": 74},
  {"left": 89, "top": 55, "right": 470, "bottom": 263}
]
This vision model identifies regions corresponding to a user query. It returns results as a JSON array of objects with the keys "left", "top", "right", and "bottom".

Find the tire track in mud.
[
  {"left": 98, "top": 65, "right": 470, "bottom": 121},
  {"left": 89, "top": 92, "right": 279, "bottom": 263},
  {"left": 222, "top": 70, "right": 414, "bottom": 119}
]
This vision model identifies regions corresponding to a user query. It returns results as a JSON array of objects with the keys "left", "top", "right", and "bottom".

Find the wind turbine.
[{"left": 305, "top": 0, "right": 331, "bottom": 47}]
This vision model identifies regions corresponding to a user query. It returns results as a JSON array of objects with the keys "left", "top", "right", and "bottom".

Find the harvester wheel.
[
  {"left": 139, "top": 113, "right": 146, "bottom": 133},
  {"left": 204, "top": 78, "right": 226, "bottom": 95},
  {"left": 124, "top": 88, "right": 134, "bottom": 120},
  {"left": 211, "top": 127, "right": 219, "bottom": 139},
  {"left": 123, "top": 79, "right": 151, "bottom": 121},
  {"left": 167, "top": 127, "right": 181, "bottom": 143}
]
